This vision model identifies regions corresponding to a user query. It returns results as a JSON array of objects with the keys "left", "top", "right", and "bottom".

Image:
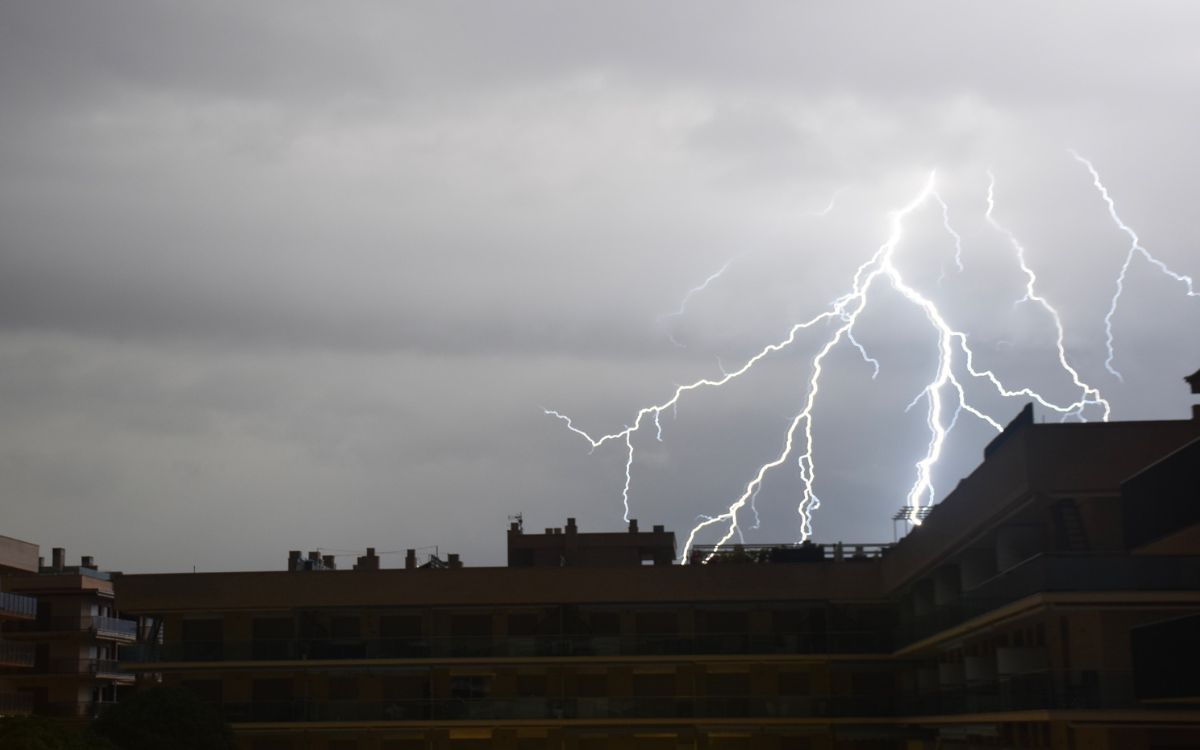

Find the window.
[
  {"left": 331, "top": 616, "right": 360, "bottom": 639},
  {"left": 329, "top": 676, "right": 358, "bottom": 701},
  {"left": 181, "top": 679, "right": 222, "bottom": 704},
  {"left": 449, "top": 675, "right": 491, "bottom": 701},
  {"left": 515, "top": 673, "right": 546, "bottom": 697}
]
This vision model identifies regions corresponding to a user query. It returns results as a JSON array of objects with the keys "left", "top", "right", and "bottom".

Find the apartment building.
[
  {"left": 110, "top": 384, "right": 1200, "bottom": 749},
  {"left": 0, "top": 544, "right": 139, "bottom": 720},
  {"left": 0, "top": 535, "right": 39, "bottom": 717}
]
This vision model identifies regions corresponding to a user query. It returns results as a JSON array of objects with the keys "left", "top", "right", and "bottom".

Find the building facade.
[
  {"left": 109, "top": 395, "right": 1200, "bottom": 749},
  {"left": 0, "top": 544, "right": 138, "bottom": 720}
]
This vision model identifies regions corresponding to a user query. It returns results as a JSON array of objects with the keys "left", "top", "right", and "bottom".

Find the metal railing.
[
  {"left": 210, "top": 674, "right": 1154, "bottom": 724},
  {"left": 0, "top": 692, "right": 33, "bottom": 716},
  {"left": 0, "top": 639, "right": 35, "bottom": 667},
  {"left": 900, "top": 553, "right": 1200, "bottom": 645},
  {"left": 93, "top": 615, "right": 138, "bottom": 639},
  {"left": 6, "top": 614, "right": 137, "bottom": 637},
  {"left": 121, "top": 629, "right": 890, "bottom": 664},
  {"left": 689, "top": 542, "right": 893, "bottom": 565},
  {"left": 0, "top": 591, "right": 37, "bottom": 619}
]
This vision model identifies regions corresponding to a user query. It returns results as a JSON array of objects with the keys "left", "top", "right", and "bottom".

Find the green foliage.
[
  {"left": 0, "top": 715, "right": 113, "bottom": 750},
  {"left": 90, "top": 688, "right": 234, "bottom": 750}
]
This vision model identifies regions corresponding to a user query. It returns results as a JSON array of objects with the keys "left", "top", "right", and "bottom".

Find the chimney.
[
  {"left": 447, "top": 553, "right": 462, "bottom": 569},
  {"left": 80, "top": 556, "right": 95, "bottom": 569},
  {"left": 322, "top": 555, "right": 336, "bottom": 570},
  {"left": 354, "top": 548, "right": 380, "bottom": 572},
  {"left": 38, "top": 556, "right": 44, "bottom": 571},
  {"left": 288, "top": 550, "right": 302, "bottom": 571},
  {"left": 545, "top": 528, "right": 553, "bottom": 535},
  {"left": 628, "top": 519, "right": 639, "bottom": 533},
  {"left": 308, "top": 551, "right": 320, "bottom": 562},
  {"left": 405, "top": 549, "right": 417, "bottom": 570},
  {"left": 509, "top": 521, "right": 521, "bottom": 532},
  {"left": 566, "top": 517, "right": 577, "bottom": 534},
  {"left": 652, "top": 524, "right": 664, "bottom": 534},
  {"left": 52, "top": 547, "right": 65, "bottom": 572}
]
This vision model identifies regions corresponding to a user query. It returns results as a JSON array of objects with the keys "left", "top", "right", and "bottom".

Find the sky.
[{"left": 1, "top": 2, "right": 1198, "bottom": 572}]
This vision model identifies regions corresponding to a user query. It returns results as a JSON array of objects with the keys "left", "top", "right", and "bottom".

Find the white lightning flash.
[
  {"left": 985, "top": 172, "right": 1111, "bottom": 421},
  {"left": 658, "top": 188, "right": 848, "bottom": 347},
  {"left": 659, "top": 260, "right": 735, "bottom": 348},
  {"left": 549, "top": 168, "right": 1132, "bottom": 563},
  {"left": 1069, "top": 150, "right": 1198, "bottom": 381}
]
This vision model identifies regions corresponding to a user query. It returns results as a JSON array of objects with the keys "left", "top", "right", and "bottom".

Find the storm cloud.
[{"left": 1, "top": 2, "right": 1198, "bottom": 571}]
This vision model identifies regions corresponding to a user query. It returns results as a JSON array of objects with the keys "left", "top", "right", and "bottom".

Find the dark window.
[
  {"left": 586, "top": 611, "right": 621, "bottom": 635},
  {"left": 252, "top": 679, "right": 292, "bottom": 702},
  {"left": 449, "top": 675, "right": 491, "bottom": 700},
  {"left": 383, "top": 675, "right": 429, "bottom": 701},
  {"left": 450, "top": 614, "right": 492, "bottom": 637},
  {"left": 329, "top": 676, "right": 358, "bottom": 701},
  {"left": 331, "top": 616, "right": 360, "bottom": 639},
  {"left": 576, "top": 672, "right": 607, "bottom": 697},
  {"left": 632, "top": 672, "right": 674, "bottom": 697},
  {"left": 778, "top": 671, "right": 811, "bottom": 695},
  {"left": 635, "top": 612, "right": 677, "bottom": 635},
  {"left": 508, "top": 613, "right": 540, "bottom": 637},
  {"left": 705, "top": 672, "right": 749, "bottom": 696},
  {"left": 515, "top": 673, "right": 546, "bottom": 697},
  {"left": 380, "top": 615, "right": 423, "bottom": 638},
  {"left": 252, "top": 617, "right": 293, "bottom": 639},
  {"left": 181, "top": 619, "right": 223, "bottom": 642},
  {"left": 700, "top": 610, "right": 748, "bottom": 634},
  {"left": 181, "top": 679, "right": 223, "bottom": 704}
]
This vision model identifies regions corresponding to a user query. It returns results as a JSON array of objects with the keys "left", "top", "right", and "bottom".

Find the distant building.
[
  {"left": 0, "top": 543, "right": 137, "bottom": 719},
  {"left": 107, "top": 389, "right": 1200, "bottom": 749}
]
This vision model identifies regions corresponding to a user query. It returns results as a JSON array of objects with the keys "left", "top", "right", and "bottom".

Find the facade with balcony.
[
  {"left": 0, "top": 546, "right": 137, "bottom": 719},
  {"left": 107, "top": 401, "right": 1200, "bottom": 750}
]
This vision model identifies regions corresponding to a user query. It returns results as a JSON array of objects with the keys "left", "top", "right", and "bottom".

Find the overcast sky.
[{"left": 2, "top": 2, "right": 1198, "bottom": 572}]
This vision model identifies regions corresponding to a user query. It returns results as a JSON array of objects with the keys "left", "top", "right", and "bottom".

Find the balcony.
[
  {"left": 120, "top": 629, "right": 890, "bottom": 665},
  {"left": 6, "top": 615, "right": 137, "bottom": 639},
  {"left": 0, "top": 692, "right": 33, "bottom": 716},
  {"left": 92, "top": 615, "right": 138, "bottom": 641},
  {"left": 900, "top": 553, "right": 1200, "bottom": 645},
  {"left": 0, "top": 639, "right": 35, "bottom": 668},
  {"left": 207, "top": 674, "right": 1154, "bottom": 724},
  {"left": 1, "top": 658, "right": 133, "bottom": 681},
  {"left": 0, "top": 591, "right": 37, "bottom": 620}
]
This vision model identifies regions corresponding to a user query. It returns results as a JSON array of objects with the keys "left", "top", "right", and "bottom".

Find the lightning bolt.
[
  {"left": 659, "top": 260, "right": 735, "bottom": 348},
  {"left": 985, "top": 172, "right": 1111, "bottom": 421},
  {"left": 658, "top": 188, "right": 848, "bottom": 347},
  {"left": 549, "top": 169, "right": 1121, "bottom": 563},
  {"left": 1068, "top": 150, "right": 1198, "bottom": 381}
]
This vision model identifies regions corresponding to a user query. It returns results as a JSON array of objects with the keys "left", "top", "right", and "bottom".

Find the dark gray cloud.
[{"left": 1, "top": 2, "right": 1198, "bottom": 570}]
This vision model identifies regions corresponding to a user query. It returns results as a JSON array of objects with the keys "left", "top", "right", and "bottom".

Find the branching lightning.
[
  {"left": 1068, "top": 150, "right": 1198, "bottom": 381},
  {"left": 984, "top": 172, "right": 1111, "bottom": 421},
  {"left": 658, "top": 188, "right": 848, "bottom": 347},
  {"left": 548, "top": 158, "right": 1187, "bottom": 563}
]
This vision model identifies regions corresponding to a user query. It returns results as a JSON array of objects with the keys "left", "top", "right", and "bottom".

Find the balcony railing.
[
  {"left": 208, "top": 674, "right": 1155, "bottom": 724},
  {"left": 900, "top": 554, "right": 1200, "bottom": 645},
  {"left": 6, "top": 615, "right": 137, "bottom": 638},
  {"left": 0, "top": 591, "right": 37, "bottom": 619},
  {"left": 0, "top": 692, "right": 33, "bottom": 716},
  {"left": 0, "top": 639, "right": 35, "bottom": 668},
  {"left": 93, "top": 615, "right": 138, "bottom": 640},
  {"left": 1, "top": 658, "right": 130, "bottom": 678},
  {"left": 689, "top": 542, "right": 893, "bottom": 565},
  {"left": 121, "top": 629, "right": 890, "bottom": 664}
]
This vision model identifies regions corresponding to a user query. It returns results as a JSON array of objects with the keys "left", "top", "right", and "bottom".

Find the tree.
[{"left": 90, "top": 688, "right": 234, "bottom": 750}]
